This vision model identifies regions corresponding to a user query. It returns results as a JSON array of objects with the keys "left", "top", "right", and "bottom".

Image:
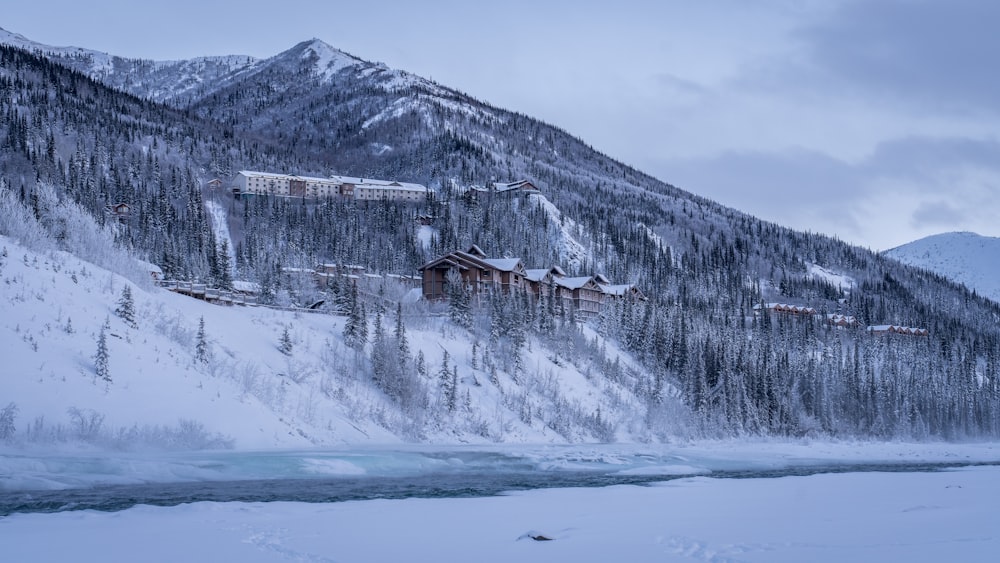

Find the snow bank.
[{"left": 3, "top": 465, "right": 998, "bottom": 562}]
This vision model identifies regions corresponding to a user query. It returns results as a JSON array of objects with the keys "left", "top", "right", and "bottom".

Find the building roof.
[
  {"left": 867, "top": 325, "right": 928, "bottom": 335},
  {"left": 754, "top": 302, "right": 817, "bottom": 314},
  {"left": 483, "top": 258, "right": 522, "bottom": 272},
  {"left": 556, "top": 276, "right": 596, "bottom": 290},
  {"left": 238, "top": 170, "right": 291, "bottom": 179},
  {"left": 599, "top": 283, "right": 633, "bottom": 296},
  {"left": 239, "top": 171, "right": 429, "bottom": 191},
  {"left": 136, "top": 259, "right": 162, "bottom": 274},
  {"left": 232, "top": 280, "right": 261, "bottom": 293},
  {"left": 525, "top": 268, "right": 551, "bottom": 282},
  {"left": 418, "top": 256, "right": 470, "bottom": 272},
  {"left": 332, "top": 175, "right": 429, "bottom": 192},
  {"left": 492, "top": 180, "right": 540, "bottom": 193},
  {"left": 297, "top": 174, "right": 339, "bottom": 183}
]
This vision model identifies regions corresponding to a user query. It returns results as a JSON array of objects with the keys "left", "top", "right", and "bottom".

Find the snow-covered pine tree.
[
  {"left": 217, "top": 239, "right": 233, "bottom": 291},
  {"left": 438, "top": 351, "right": 456, "bottom": 413},
  {"left": 0, "top": 402, "right": 17, "bottom": 442},
  {"left": 343, "top": 282, "right": 367, "bottom": 350},
  {"left": 279, "top": 326, "right": 293, "bottom": 356},
  {"left": 415, "top": 350, "right": 427, "bottom": 379},
  {"left": 95, "top": 317, "right": 111, "bottom": 382},
  {"left": 446, "top": 268, "right": 472, "bottom": 329},
  {"left": 394, "top": 302, "right": 410, "bottom": 362},
  {"left": 114, "top": 285, "right": 136, "bottom": 327},
  {"left": 195, "top": 316, "right": 208, "bottom": 363}
]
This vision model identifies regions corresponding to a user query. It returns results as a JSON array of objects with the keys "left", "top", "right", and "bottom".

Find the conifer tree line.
[{"left": 3, "top": 42, "right": 1000, "bottom": 439}]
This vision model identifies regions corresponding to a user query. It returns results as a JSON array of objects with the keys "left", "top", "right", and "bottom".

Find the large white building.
[
  {"left": 333, "top": 176, "right": 429, "bottom": 202},
  {"left": 232, "top": 171, "right": 430, "bottom": 202}
]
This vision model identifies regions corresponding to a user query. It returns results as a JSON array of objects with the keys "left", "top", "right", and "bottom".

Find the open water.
[{"left": 2, "top": 448, "right": 995, "bottom": 516}]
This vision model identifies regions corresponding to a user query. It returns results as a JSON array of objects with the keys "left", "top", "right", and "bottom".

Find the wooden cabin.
[
  {"left": 867, "top": 325, "right": 929, "bottom": 336},
  {"left": 555, "top": 276, "right": 603, "bottom": 320},
  {"left": 418, "top": 245, "right": 527, "bottom": 300}
]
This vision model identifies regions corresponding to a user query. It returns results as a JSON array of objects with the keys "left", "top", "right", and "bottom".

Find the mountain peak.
[
  {"left": 0, "top": 26, "right": 117, "bottom": 75},
  {"left": 291, "top": 38, "right": 370, "bottom": 82},
  {"left": 885, "top": 231, "right": 1000, "bottom": 303},
  {"left": 0, "top": 26, "right": 35, "bottom": 46}
]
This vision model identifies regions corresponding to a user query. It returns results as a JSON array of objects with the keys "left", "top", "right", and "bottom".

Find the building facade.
[
  {"left": 232, "top": 171, "right": 430, "bottom": 201},
  {"left": 419, "top": 246, "right": 642, "bottom": 322}
]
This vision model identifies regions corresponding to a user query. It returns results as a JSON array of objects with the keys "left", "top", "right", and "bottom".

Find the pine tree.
[
  {"left": 394, "top": 303, "right": 410, "bottom": 361},
  {"left": 439, "top": 351, "right": 457, "bottom": 413},
  {"left": 370, "top": 307, "right": 390, "bottom": 392},
  {"left": 279, "top": 326, "right": 293, "bottom": 356},
  {"left": 449, "top": 365, "right": 459, "bottom": 413},
  {"left": 343, "top": 282, "right": 367, "bottom": 349},
  {"left": 446, "top": 268, "right": 472, "bottom": 329},
  {"left": 195, "top": 316, "right": 208, "bottom": 363},
  {"left": 0, "top": 402, "right": 18, "bottom": 442},
  {"left": 416, "top": 350, "right": 427, "bottom": 379},
  {"left": 358, "top": 303, "right": 369, "bottom": 346},
  {"left": 95, "top": 317, "right": 111, "bottom": 382},
  {"left": 114, "top": 285, "right": 136, "bottom": 327},
  {"left": 217, "top": 239, "right": 233, "bottom": 290}
]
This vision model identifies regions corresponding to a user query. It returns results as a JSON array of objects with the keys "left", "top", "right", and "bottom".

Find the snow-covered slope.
[
  {"left": 528, "top": 194, "right": 592, "bottom": 271},
  {"left": 0, "top": 232, "right": 670, "bottom": 451},
  {"left": 0, "top": 26, "right": 116, "bottom": 75},
  {"left": 885, "top": 232, "right": 1000, "bottom": 303},
  {"left": 0, "top": 26, "right": 257, "bottom": 104}
]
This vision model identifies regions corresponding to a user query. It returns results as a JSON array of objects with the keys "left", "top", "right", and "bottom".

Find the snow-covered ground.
[
  {"left": 3, "top": 464, "right": 997, "bottom": 562},
  {"left": 416, "top": 224, "right": 434, "bottom": 250},
  {"left": 204, "top": 199, "right": 236, "bottom": 272},
  {"left": 0, "top": 224, "right": 670, "bottom": 449},
  {"left": 529, "top": 194, "right": 591, "bottom": 271},
  {"left": 806, "top": 262, "right": 856, "bottom": 291},
  {"left": 885, "top": 231, "right": 1000, "bottom": 303}
]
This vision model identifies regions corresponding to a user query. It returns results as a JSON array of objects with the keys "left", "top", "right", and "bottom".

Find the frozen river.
[
  {"left": 3, "top": 442, "right": 1000, "bottom": 515},
  {"left": 3, "top": 443, "right": 1000, "bottom": 562}
]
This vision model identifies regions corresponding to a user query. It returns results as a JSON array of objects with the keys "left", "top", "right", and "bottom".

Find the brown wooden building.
[
  {"left": 554, "top": 276, "right": 604, "bottom": 320},
  {"left": 418, "top": 245, "right": 527, "bottom": 300},
  {"left": 420, "top": 246, "right": 645, "bottom": 322}
]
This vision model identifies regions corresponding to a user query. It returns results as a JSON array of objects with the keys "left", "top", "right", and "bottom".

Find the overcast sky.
[{"left": 4, "top": 0, "right": 998, "bottom": 251}]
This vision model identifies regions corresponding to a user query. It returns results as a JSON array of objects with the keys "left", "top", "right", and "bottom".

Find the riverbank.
[{"left": 3, "top": 464, "right": 997, "bottom": 562}]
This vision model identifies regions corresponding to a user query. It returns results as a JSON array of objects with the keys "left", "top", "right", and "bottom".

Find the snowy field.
[{"left": 2, "top": 464, "right": 997, "bottom": 562}]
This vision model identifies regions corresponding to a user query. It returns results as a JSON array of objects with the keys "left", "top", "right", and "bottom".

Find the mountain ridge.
[
  {"left": 2, "top": 29, "right": 1000, "bottom": 442},
  {"left": 885, "top": 231, "right": 1000, "bottom": 303}
]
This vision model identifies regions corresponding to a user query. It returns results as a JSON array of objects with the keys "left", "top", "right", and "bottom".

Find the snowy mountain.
[
  {"left": 0, "top": 26, "right": 259, "bottom": 105},
  {"left": 0, "top": 26, "right": 118, "bottom": 76},
  {"left": 885, "top": 232, "right": 1000, "bottom": 304},
  {"left": 3, "top": 28, "right": 1000, "bottom": 443}
]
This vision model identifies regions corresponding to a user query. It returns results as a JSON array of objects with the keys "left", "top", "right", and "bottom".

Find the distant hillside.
[{"left": 885, "top": 232, "right": 1000, "bottom": 303}]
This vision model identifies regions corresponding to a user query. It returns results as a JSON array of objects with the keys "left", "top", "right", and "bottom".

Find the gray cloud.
[
  {"left": 911, "top": 201, "right": 967, "bottom": 229},
  {"left": 650, "top": 148, "right": 864, "bottom": 237},
  {"left": 797, "top": 0, "right": 1000, "bottom": 114},
  {"left": 649, "top": 134, "right": 1000, "bottom": 249},
  {"left": 861, "top": 137, "right": 1000, "bottom": 180}
]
